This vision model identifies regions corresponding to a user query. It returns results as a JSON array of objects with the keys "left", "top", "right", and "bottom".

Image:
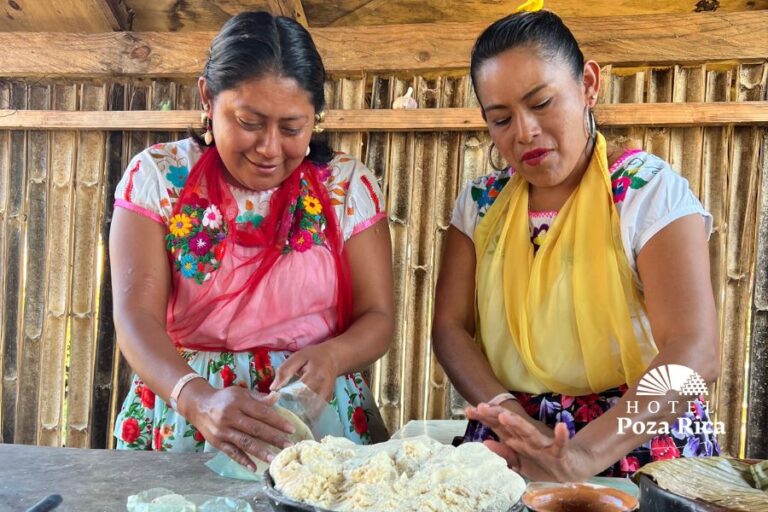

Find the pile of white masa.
[{"left": 269, "top": 435, "right": 526, "bottom": 511}]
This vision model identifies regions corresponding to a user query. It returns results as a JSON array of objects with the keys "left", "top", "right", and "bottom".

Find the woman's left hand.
[
  {"left": 468, "top": 402, "right": 595, "bottom": 482},
  {"left": 271, "top": 344, "right": 339, "bottom": 401}
]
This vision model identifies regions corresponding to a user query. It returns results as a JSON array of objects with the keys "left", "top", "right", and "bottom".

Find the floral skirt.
[
  {"left": 114, "top": 348, "right": 387, "bottom": 451},
  {"left": 462, "top": 386, "right": 720, "bottom": 477}
]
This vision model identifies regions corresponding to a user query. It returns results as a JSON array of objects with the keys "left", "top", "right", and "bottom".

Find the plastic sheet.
[
  {"left": 390, "top": 419, "right": 468, "bottom": 445},
  {"left": 126, "top": 487, "right": 254, "bottom": 512}
]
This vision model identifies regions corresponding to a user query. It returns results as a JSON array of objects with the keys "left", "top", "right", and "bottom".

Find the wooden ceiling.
[{"left": 1, "top": 0, "right": 767, "bottom": 32}]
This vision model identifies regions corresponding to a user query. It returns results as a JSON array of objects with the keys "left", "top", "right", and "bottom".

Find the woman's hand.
[
  {"left": 179, "top": 381, "right": 298, "bottom": 471},
  {"left": 270, "top": 344, "right": 339, "bottom": 401},
  {"left": 468, "top": 402, "right": 595, "bottom": 482},
  {"left": 470, "top": 401, "right": 556, "bottom": 440}
]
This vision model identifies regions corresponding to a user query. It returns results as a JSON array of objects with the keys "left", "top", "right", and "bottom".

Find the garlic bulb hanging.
[{"left": 392, "top": 87, "right": 418, "bottom": 109}]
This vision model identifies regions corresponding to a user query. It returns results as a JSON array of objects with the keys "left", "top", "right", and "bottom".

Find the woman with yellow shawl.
[{"left": 433, "top": 10, "right": 721, "bottom": 480}]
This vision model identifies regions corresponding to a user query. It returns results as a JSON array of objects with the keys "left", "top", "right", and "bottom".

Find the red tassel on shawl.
[{"left": 168, "top": 146, "right": 352, "bottom": 347}]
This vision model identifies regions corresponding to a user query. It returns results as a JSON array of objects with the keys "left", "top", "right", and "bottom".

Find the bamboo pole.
[
  {"left": 0, "top": 81, "right": 10, "bottom": 442},
  {"left": 747, "top": 132, "right": 768, "bottom": 459},
  {"left": 364, "top": 75, "right": 392, "bottom": 181},
  {"left": 367, "top": 75, "right": 395, "bottom": 429},
  {"left": 65, "top": 83, "right": 108, "bottom": 448},
  {"left": 702, "top": 65, "right": 737, "bottom": 455},
  {"left": 175, "top": 81, "right": 200, "bottom": 141},
  {"left": 644, "top": 67, "right": 673, "bottom": 160},
  {"left": 446, "top": 131, "right": 489, "bottom": 420},
  {"left": 149, "top": 80, "right": 175, "bottom": 146},
  {"left": 724, "top": 125, "right": 761, "bottom": 455},
  {"left": 426, "top": 75, "right": 469, "bottom": 420},
  {"left": 388, "top": 77, "right": 416, "bottom": 431},
  {"left": 93, "top": 82, "right": 125, "bottom": 449},
  {"left": 441, "top": 75, "right": 489, "bottom": 420},
  {"left": 2, "top": 82, "right": 28, "bottom": 444},
  {"left": 670, "top": 65, "right": 706, "bottom": 194},
  {"left": 605, "top": 67, "right": 646, "bottom": 145},
  {"left": 739, "top": 61, "right": 768, "bottom": 458},
  {"left": 407, "top": 76, "right": 442, "bottom": 422},
  {"left": 15, "top": 83, "right": 51, "bottom": 444},
  {"left": 399, "top": 77, "right": 434, "bottom": 424},
  {"left": 108, "top": 83, "right": 153, "bottom": 442},
  {"left": 327, "top": 77, "right": 366, "bottom": 158},
  {"left": 38, "top": 84, "right": 77, "bottom": 447}
]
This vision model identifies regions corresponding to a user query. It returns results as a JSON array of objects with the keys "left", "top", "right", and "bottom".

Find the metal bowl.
[
  {"left": 263, "top": 470, "right": 335, "bottom": 512},
  {"left": 263, "top": 469, "right": 525, "bottom": 512}
]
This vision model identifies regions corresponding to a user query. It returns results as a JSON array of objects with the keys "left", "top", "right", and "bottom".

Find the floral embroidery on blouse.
[
  {"left": 325, "top": 153, "right": 352, "bottom": 207},
  {"left": 468, "top": 153, "right": 665, "bottom": 249},
  {"left": 471, "top": 170, "right": 512, "bottom": 217},
  {"left": 166, "top": 165, "right": 189, "bottom": 188},
  {"left": 610, "top": 153, "right": 662, "bottom": 204},
  {"left": 530, "top": 223, "right": 551, "bottom": 248},
  {"left": 165, "top": 194, "right": 227, "bottom": 285},
  {"left": 285, "top": 173, "right": 328, "bottom": 254},
  {"left": 236, "top": 210, "right": 264, "bottom": 228},
  {"left": 343, "top": 372, "right": 371, "bottom": 442},
  {"left": 146, "top": 142, "right": 196, "bottom": 217},
  {"left": 119, "top": 140, "right": 384, "bottom": 286}
]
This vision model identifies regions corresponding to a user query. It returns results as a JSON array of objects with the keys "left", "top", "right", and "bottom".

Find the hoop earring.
[
  {"left": 488, "top": 142, "right": 505, "bottom": 171},
  {"left": 584, "top": 106, "right": 596, "bottom": 141}
]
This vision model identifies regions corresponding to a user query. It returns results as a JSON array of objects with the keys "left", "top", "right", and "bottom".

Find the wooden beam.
[
  {"left": 0, "top": 11, "right": 764, "bottom": 77},
  {"left": 0, "top": 0, "right": 126, "bottom": 32},
  {"left": 93, "top": 0, "right": 132, "bottom": 31},
  {"left": 127, "top": 1, "right": 267, "bottom": 32},
  {"left": 267, "top": 0, "right": 309, "bottom": 27},
  {"left": 303, "top": 0, "right": 768, "bottom": 27},
  {"left": 0, "top": 103, "right": 765, "bottom": 131}
]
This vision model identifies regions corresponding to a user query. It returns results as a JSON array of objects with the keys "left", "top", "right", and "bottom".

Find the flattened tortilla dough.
[
  {"left": 247, "top": 405, "right": 314, "bottom": 471},
  {"left": 270, "top": 435, "right": 526, "bottom": 512}
]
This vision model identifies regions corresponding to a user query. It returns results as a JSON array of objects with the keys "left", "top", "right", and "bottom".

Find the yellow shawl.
[{"left": 474, "top": 133, "right": 657, "bottom": 395}]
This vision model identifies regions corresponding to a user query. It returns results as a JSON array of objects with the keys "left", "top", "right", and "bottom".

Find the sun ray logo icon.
[{"left": 636, "top": 364, "right": 708, "bottom": 396}]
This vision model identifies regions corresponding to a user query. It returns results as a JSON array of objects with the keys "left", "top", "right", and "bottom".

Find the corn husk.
[
  {"left": 636, "top": 457, "right": 768, "bottom": 511},
  {"left": 752, "top": 461, "right": 768, "bottom": 492}
]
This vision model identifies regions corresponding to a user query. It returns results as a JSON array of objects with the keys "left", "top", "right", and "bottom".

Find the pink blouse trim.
[
  {"left": 115, "top": 199, "right": 165, "bottom": 226},
  {"left": 351, "top": 212, "right": 387, "bottom": 237},
  {"left": 528, "top": 210, "right": 558, "bottom": 218},
  {"left": 608, "top": 149, "right": 643, "bottom": 174}
]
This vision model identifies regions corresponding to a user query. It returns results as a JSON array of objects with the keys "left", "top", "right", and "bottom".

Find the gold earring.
[
  {"left": 201, "top": 107, "right": 213, "bottom": 145},
  {"left": 313, "top": 111, "right": 325, "bottom": 134}
]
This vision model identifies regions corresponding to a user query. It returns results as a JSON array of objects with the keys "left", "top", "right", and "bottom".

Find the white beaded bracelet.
[
  {"left": 487, "top": 392, "right": 518, "bottom": 406},
  {"left": 169, "top": 372, "right": 205, "bottom": 410}
]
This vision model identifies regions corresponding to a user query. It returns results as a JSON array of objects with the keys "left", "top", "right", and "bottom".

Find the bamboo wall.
[{"left": 0, "top": 60, "right": 766, "bottom": 456}]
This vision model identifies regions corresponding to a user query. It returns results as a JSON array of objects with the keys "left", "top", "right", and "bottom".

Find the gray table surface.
[{"left": 0, "top": 444, "right": 272, "bottom": 512}]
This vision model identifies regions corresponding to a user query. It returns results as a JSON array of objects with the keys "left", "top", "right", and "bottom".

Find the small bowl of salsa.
[{"left": 522, "top": 482, "right": 639, "bottom": 512}]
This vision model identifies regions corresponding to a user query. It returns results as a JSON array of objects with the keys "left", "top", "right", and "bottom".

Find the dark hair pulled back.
[
  {"left": 192, "top": 11, "right": 332, "bottom": 164},
  {"left": 470, "top": 10, "right": 584, "bottom": 102}
]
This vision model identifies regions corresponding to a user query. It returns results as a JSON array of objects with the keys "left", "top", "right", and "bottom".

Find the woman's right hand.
[
  {"left": 178, "top": 380, "right": 298, "bottom": 470},
  {"left": 467, "top": 401, "right": 555, "bottom": 440}
]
